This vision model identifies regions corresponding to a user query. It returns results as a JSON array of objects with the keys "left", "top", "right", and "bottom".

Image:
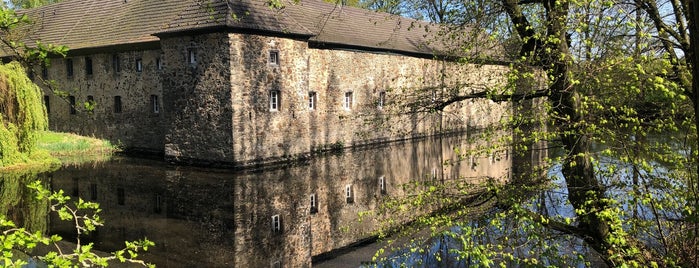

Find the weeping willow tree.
[{"left": 0, "top": 61, "right": 51, "bottom": 168}]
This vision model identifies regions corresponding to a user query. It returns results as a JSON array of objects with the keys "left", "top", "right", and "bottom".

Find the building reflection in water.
[{"left": 45, "top": 133, "right": 519, "bottom": 267}]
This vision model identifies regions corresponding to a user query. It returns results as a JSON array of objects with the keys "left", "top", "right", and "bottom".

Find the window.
[
  {"left": 41, "top": 65, "right": 48, "bottom": 79},
  {"left": 44, "top": 95, "right": 50, "bottom": 114},
  {"left": 151, "top": 95, "right": 159, "bottom": 113},
  {"left": 271, "top": 214, "right": 281, "bottom": 233},
  {"left": 269, "top": 90, "right": 280, "bottom": 111},
  {"left": 68, "top": 96, "right": 76, "bottom": 115},
  {"left": 114, "top": 96, "right": 122, "bottom": 113},
  {"left": 308, "top": 91, "right": 317, "bottom": 110},
  {"left": 156, "top": 58, "right": 163, "bottom": 70},
  {"left": 136, "top": 58, "right": 143, "bottom": 72},
  {"left": 310, "top": 194, "right": 318, "bottom": 214},
  {"left": 86, "top": 95, "right": 94, "bottom": 111},
  {"left": 112, "top": 54, "right": 121, "bottom": 73},
  {"left": 85, "top": 57, "right": 93, "bottom": 75},
  {"left": 117, "top": 188, "right": 125, "bottom": 205},
  {"left": 378, "top": 91, "right": 386, "bottom": 109},
  {"left": 345, "top": 184, "right": 354, "bottom": 204},
  {"left": 66, "top": 58, "right": 73, "bottom": 77},
  {"left": 188, "top": 48, "right": 196, "bottom": 65},
  {"left": 343, "top": 92, "right": 353, "bottom": 110},
  {"left": 271, "top": 260, "right": 282, "bottom": 268},
  {"left": 379, "top": 176, "right": 386, "bottom": 195},
  {"left": 269, "top": 50, "right": 279, "bottom": 66}
]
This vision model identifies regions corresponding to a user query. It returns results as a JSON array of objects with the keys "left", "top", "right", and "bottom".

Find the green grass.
[{"left": 36, "top": 131, "right": 117, "bottom": 157}]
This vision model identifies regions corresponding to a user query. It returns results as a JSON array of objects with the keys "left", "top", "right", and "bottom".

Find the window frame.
[
  {"left": 65, "top": 58, "right": 74, "bottom": 78},
  {"left": 136, "top": 58, "right": 143, "bottom": 72},
  {"left": 345, "top": 184, "right": 354, "bottom": 204},
  {"left": 310, "top": 193, "right": 318, "bottom": 214},
  {"left": 114, "top": 96, "right": 122, "bottom": 114},
  {"left": 41, "top": 65, "right": 48, "bottom": 79},
  {"left": 44, "top": 95, "right": 50, "bottom": 114},
  {"left": 379, "top": 176, "right": 386, "bottom": 195},
  {"left": 68, "top": 95, "right": 76, "bottom": 115},
  {"left": 151, "top": 95, "right": 160, "bottom": 114},
  {"left": 343, "top": 91, "right": 353, "bottom": 110},
  {"left": 112, "top": 54, "right": 121, "bottom": 73},
  {"left": 268, "top": 50, "right": 280, "bottom": 66},
  {"left": 85, "top": 57, "right": 93, "bottom": 76},
  {"left": 378, "top": 91, "right": 386, "bottom": 109},
  {"left": 308, "top": 91, "right": 317, "bottom": 110},
  {"left": 271, "top": 214, "right": 281, "bottom": 233},
  {"left": 188, "top": 48, "right": 197, "bottom": 65},
  {"left": 269, "top": 90, "right": 280, "bottom": 111}
]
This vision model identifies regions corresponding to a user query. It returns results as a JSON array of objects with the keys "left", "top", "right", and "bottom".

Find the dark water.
[{"left": 1, "top": 133, "right": 525, "bottom": 267}]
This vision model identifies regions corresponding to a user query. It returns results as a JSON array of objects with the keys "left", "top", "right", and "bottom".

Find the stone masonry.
[{"left": 18, "top": 0, "right": 513, "bottom": 167}]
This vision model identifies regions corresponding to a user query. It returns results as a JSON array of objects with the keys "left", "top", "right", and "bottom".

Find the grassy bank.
[
  {"left": 1, "top": 132, "right": 117, "bottom": 171},
  {"left": 35, "top": 131, "right": 117, "bottom": 165},
  {"left": 37, "top": 131, "right": 116, "bottom": 156}
]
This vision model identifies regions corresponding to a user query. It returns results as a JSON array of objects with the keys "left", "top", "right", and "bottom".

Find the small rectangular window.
[
  {"left": 44, "top": 95, "right": 50, "bottom": 114},
  {"left": 271, "top": 214, "right": 281, "bottom": 233},
  {"left": 269, "top": 90, "right": 280, "bottom": 111},
  {"left": 343, "top": 92, "right": 353, "bottom": 110},
  {"left": 112, "top": 54, "right": 121, "bottom": 73},
  {"left": 188, "top": 48, "right": 196, "bottom": 65},
  {"left": 156, "top": 58, "right": 163, "bottom": 70},
  {"left": 136, "top": 58, "right": 143, "bottom": 72},
  {"left": 271, "top": 260, "right": 282, "bottom": 268},
  {"left": 66, "top": 58, "right": 73, "bottom": 77},
  {"left": 85, "top": 57, "right": 93, "bottom": 75},
  {"left": 151, "top": 95, "right": 159, "bottom": 113},
  {"left": 41, "top": 65, "right": 48, "bottom": 79},
  {"left": 86, "top": 95, "right": 94, "bottom": 111},
  {"left": 114, "top": 96, "right": 122, "bottom": 113},
  {"left": 345, "top": 184, "right": 354, "bottom": 204},
  {"left": 378, "top": 91, "right": 386, "bottom": 109},
  {"left": 68, "top": 96, "right": 76, "bottom": 115},
  {"left": 310, "top": 193, "right": 318, "bottom": 214},
  {"left": 269, "top": 50, "right": 279, "bottom": 66},
  {"left": 379, "top": 176, "right": 386, "bottom": 195},
  {"left": 308, "top": 91, "right": 317, "bottom": 110}
]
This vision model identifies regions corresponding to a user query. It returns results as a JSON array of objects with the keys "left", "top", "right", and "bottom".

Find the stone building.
[{"left": 13, "top": 0, "right": 511, "bottom": 167}]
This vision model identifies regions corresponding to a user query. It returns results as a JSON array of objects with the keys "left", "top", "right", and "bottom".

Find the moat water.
[{"left": 0, "top": 133, "right": 543, "bottom": 267}]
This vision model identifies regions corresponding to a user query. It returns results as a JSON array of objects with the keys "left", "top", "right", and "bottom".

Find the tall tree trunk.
[
  {"left": 503, "top": 0, "right": 613, "bottom": 263},
  {"left": 686, "top": 0, "right": 699, "bottom": 264}
]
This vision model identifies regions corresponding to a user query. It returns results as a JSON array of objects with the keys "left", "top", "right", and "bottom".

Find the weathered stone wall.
[
  {"left": 228, "top": 33, "right": 512, "bottom": 166},
  {"left": 41, "top": 50, "right": 165, "bottom": 152},
  {"left": 160, "top": 33, "right": 234, "bottom": 164},
  {"left": 40, "top": 31, "right": 511, "bottom": 166}
]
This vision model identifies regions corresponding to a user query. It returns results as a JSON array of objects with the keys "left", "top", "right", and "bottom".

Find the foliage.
[
  {"left": 3, "top": 0, "right": 62, "bottom": 9},
  {"left": 0, "top": 180, "right": 154, "bottom": 267},
  {"left": 0, "top": 61, "right": 54, "bottom": 168},
  {"left": 348, "top": 0, "right": 699, "bottom": 267}
]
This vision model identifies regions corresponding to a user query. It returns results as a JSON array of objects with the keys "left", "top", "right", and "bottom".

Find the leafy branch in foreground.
[{"left": 0, "top": 181, "right": 154, "bottom": 267}]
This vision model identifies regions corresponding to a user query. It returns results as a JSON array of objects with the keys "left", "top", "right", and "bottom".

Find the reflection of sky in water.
[{"left": 369, "top": 152, "right": 685, "bottom": 267}]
